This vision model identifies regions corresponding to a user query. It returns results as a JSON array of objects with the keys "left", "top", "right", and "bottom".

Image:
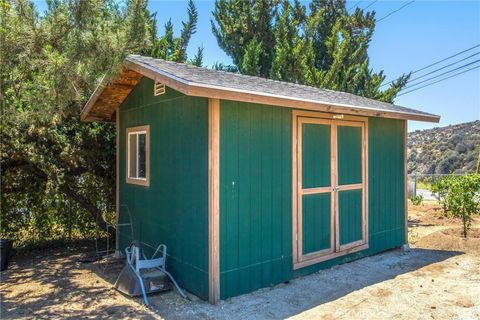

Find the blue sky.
[{"left": 33, "top": 0, "right": 480, "bottom": 131}]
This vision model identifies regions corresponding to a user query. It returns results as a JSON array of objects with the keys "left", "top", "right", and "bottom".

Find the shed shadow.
[
  {"left": 0, "top": 247, "right": 464, "bottom": 320},
  {"left": 144, "top": 247, "right": 461, "bottom": 320},
  {"left": 95, "top": 247, "right": 464, "bottom": 319}
]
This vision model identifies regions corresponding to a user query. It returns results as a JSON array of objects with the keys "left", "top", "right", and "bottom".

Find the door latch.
[{"left": 333, "top": 186, "right": 341, "bottom": 192}]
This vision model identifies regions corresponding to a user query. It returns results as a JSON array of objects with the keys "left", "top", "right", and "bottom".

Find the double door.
[{"left": 293, "top": 112, "right": 368, "bottom": 269}]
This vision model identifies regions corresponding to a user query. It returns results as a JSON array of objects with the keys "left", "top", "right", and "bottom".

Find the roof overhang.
[
  {"left": 81, "top": 69, "right": 143, "bottom": 122},
  {"left": 81, "top": 57, "right": 441, "bottom": 123}
]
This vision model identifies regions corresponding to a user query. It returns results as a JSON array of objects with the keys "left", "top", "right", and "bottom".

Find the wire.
[
  {"left": 362, "top": 0, "right": 378, "bottom": 11},
  {"left": 397, "top": 65, "right": 480, "bottom": 96},
  {"left": 402, "top": 59, "right": 480, "bottom": 90},
  {"left": 377, "top": 1, "right": 415, "bottom": 22},
  {"left": 381, "top": 43, "right": 480, "bottom": 87},
  {"left": 348, "top": 1, "right": 363, "bottom": 11},
  {"left": 406, "top": 52, "right": 480, "bottom": 85}
]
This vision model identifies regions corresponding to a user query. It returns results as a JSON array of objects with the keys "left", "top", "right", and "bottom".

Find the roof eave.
[
  {"left": 184, "top": 82, "right": 441, "bottom": 123},
  {"left": 80, "top": 75, "right": 107, "bottom": 122},
  {"left": 81, "top": 58, "right": 441, "bottom": 123}
]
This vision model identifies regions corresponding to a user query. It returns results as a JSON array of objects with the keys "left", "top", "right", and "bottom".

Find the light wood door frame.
[{"left": 292, "top": 111, "right": 369, "bottom": 270}]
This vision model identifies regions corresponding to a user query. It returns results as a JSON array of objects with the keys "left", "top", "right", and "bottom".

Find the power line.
[
  {"left": 406, "top": 52, "right": 480, "bottom": 85},
  {"left": 411, "top": 44, "right": 480, "bottom": 75},
  {"left": 348, "top": 1, "right": 363, "bottom": 11},
  {"left": 362, "top": 0, "right": 378, "bottom": 11},
  {"left": 377, "top": 1, "right": 415, "bottom": 23},
  {"left": 402, "top": 59, "right": 480, "bottom": 90},
  {"left": 397, "top": 65, "right": 480, "bottom": 96},
  {"left": 381, "top": 43, "right": 480, "bottom": 87}
]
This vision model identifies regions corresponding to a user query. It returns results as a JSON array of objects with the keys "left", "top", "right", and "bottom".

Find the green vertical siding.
[
  {"left": 367, "top": 117, "right": 406, "bottom": 252},
  {"left": 302, "top": 193, "right": 331, "bottom": 254},
  {"left": 118, "top": 77, "right": 209, "bottom": 299},
  {"left": 337, "top": 125, "right": 362, "bottom": 185},
  {"left": 220, "top": 102, "right": 406, "bottom": 299},
  {"left": 219, "top": 101, "right": 292, "bottom": 299},
  {"left": 338, "top": 189, "right": 363, "bottom": 245},
  {"left": 302, "top": 124, "right": 331, "bottom": 188}
]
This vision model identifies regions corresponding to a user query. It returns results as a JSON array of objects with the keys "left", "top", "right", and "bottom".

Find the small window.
[{"left": 126, "top": 125, "right": 149, "bottom": 186}]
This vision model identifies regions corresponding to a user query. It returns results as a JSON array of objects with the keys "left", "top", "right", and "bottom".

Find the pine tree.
[
  {"left": 190, "top": 46, "right": 204, "bottom": 67},
  {"left": 211, "top": 0, "right": 276, "bottom": 77},
  {"left": 211, "top": 0, "right": 410, "bottom": 102}
]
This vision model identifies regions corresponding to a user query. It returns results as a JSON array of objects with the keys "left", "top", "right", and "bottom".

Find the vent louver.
[{"left": 154, "top": 82, "right": 166, "bottom": 96}]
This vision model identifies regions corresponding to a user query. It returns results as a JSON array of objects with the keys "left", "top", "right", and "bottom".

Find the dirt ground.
[{"left": 1, "top": 202, "right": 479, "bottom": 320}]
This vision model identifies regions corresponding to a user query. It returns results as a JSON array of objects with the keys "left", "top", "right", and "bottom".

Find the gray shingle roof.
[{"left": 126, "top": 55, "right": 440, "bottom": 122}]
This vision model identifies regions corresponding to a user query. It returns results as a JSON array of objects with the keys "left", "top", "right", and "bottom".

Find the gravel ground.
[{"left": 1, "top": 203, "right": 479, "bottom": 320}]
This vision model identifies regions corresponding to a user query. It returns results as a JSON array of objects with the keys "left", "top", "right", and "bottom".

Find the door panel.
[
  {"left": 337, "top": 125, "right": 362, "bottom": 185},
  {"left": 293, "top": 112, "right": 368, "bottom": 269},
  {"left": 337, "top": 124, "right": 364, "bottom": 248},
  {"left": 298, "top": 120, "right": 333, "bottom": 258},
  {"left": 338, "top": 189, "right": 363, "bottom": 246},
  {"left": 302, "top": 124, "right": 331, "bottom": 188},
  {"left": 302, "top": 193, "right": 331, "bottom": 254}
]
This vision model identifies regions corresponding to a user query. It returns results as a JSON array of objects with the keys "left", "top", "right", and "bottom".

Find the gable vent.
[{"left": 154, "top": 81, "right": 166, "bottom": 96}]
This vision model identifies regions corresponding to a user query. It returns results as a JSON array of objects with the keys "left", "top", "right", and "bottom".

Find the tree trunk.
[
  {"left": 60, "top": 185, "right": 116, "bottom": 236},
  {"left": 461, "top": 207, "right": 468, "bottom": 238},
  {"left": 23, "top": 161, "right": 116, "bottom": 236},
  {"left": 6, "top": 159, "right": 117, "bottom": 237}
]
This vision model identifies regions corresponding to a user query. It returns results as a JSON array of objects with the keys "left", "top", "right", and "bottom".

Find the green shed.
[{"left": 81, "top": 55, "right": 440, "bottom": 303}]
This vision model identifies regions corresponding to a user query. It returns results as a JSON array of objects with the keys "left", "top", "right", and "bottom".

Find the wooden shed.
[{"left": 81, "top": 55, "right": 440, "bottom": 303}]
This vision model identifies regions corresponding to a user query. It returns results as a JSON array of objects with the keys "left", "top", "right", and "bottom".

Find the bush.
[
  {"left": 456, "top": 143, "right": 467, "bottom": 154},
  {"left": 432, "top": 174, "right": 480, "bottom": 237},
  {"left": 409, "top": 194, "right": 423, "bottom": 205}
]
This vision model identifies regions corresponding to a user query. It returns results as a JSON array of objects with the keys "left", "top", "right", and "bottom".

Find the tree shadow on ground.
[
  {"left": 408, "top": 218, "right": 436, "bottom": 227},
  {"left": 0, "top": 246, "right": 160, "bottom": 319}
]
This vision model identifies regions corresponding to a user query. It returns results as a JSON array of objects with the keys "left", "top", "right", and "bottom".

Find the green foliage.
[
  {"left": 409, "top": 194, "right": 423, "bottom": 206},
  {"left": 211, "top": 0, "right": 276, "bottom": 77},
  {"left": 0, "top": 0, "right": 199, "bottom": 247},
  {"left": 432, "top": 175, "right": 480, "bottom": 237},
  {"left": 431, "top": 176, "right": 450, "bottom": 212},
  {"left": 212, "top": 62, "right": 239, "bottom": 73},
  {"left": 211, "top": 0, "right": 409, "bottom": 102},
  {"left": 190, "top": 46, "right": 204, "bottom": 67}
]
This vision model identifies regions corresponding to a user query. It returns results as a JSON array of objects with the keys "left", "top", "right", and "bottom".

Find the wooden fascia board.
[
  {"left": 80, "top": 75, "right": 107, "bottom": 122},
  {"left": 82, "top": 58, "right": 441, "bottom": 123},
  {"left": 124, "top": 60, "right": 191, "bottom": 95},
  {"left": 185, "top": 83, "right": 440, "bottom": 123}
]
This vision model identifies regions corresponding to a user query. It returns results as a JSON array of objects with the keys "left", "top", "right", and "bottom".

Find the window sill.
[{"left": 126, "top": 177, "right": 150, "bottom": 187}]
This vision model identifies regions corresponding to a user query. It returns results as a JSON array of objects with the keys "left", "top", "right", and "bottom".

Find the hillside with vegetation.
[{"left": 407, "top": 120, "right": 480, "bottom": 175}]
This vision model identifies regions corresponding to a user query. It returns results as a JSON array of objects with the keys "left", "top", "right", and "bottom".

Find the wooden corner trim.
[
  {"left": 208, "top": 98, "right": 220, "bottom": 304},
  {"left": 115, "top": 110, "right": 120, "bottom": 251},
  {"left": 404, "top": 120, "right": 408, "bottom": 245}
]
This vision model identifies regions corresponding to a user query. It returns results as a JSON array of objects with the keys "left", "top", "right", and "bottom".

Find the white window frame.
[{"left": 126, "top": 125, "right": 150, "bottom": 187}]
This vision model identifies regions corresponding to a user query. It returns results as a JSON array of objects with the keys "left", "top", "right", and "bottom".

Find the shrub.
[
  {"left": 456, "top": 143, "right": 467, "bottom": 154},
  {"left": 431, "top": 177, "right": 450, "bottom": 212},
  {"left": 432, "top": 174, "right": 480, "bottom": 237},
  {"left": 409, "top": 194, "right": 424, "bottom": 205}
]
